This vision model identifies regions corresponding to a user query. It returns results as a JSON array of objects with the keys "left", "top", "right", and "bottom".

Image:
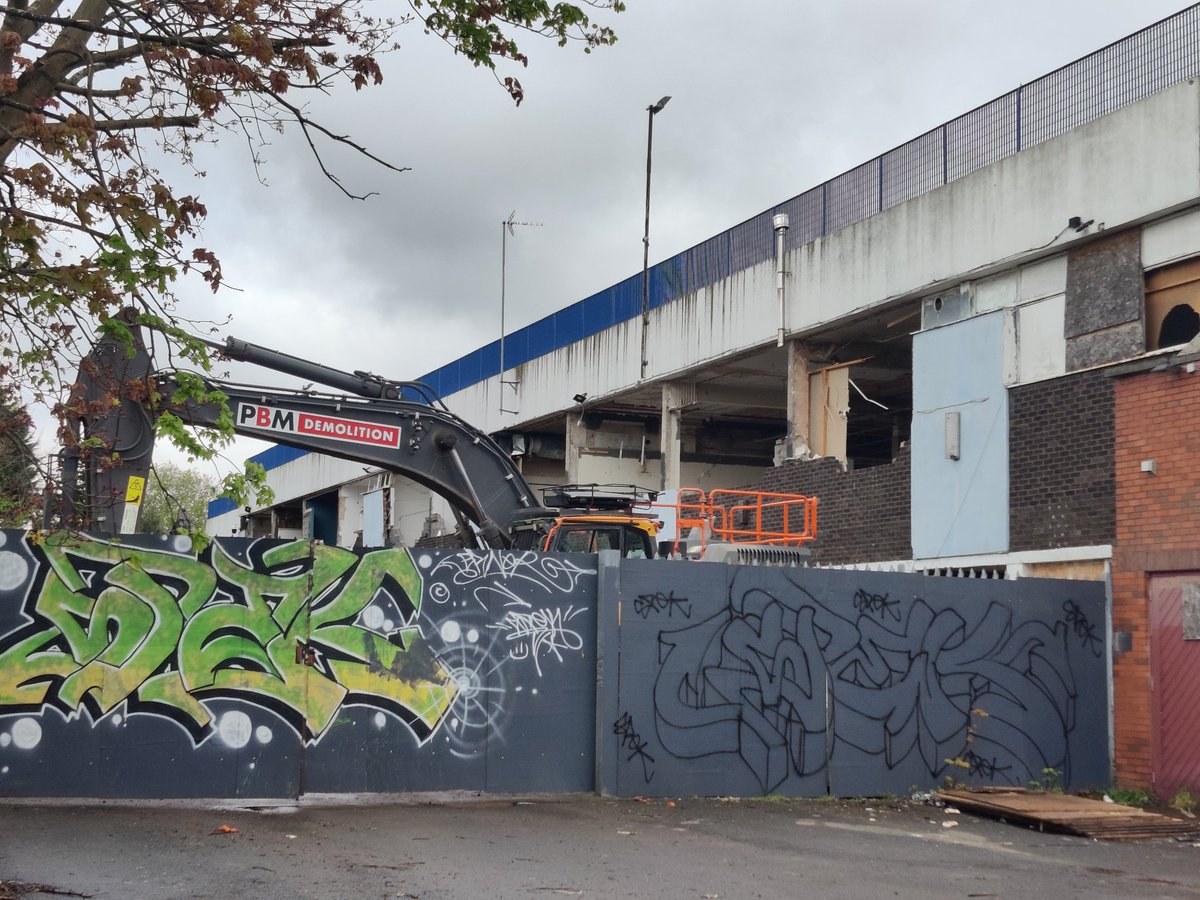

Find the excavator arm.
[{"left": 53, "top": 318, "right": 549, "bottom": 547}]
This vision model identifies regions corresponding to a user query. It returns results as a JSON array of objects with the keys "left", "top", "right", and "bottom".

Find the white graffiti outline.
[
  {"left": 419, "top": 608, "right": 511, "bottom": 759},
  {"left": 428, "top": 551, "right": 595, "bottom": 596},
  {"left": 489, "top": 604, "right": 586, "bottom": 676}
]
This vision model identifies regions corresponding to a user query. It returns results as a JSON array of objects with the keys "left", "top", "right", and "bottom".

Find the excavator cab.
[{"left": 509, "top": 484, "right": 661, "bottom": 558}]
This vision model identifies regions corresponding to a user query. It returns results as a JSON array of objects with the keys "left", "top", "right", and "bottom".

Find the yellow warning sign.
[{"left": 124, "top": 475, "right": 145, "bottom": 506}]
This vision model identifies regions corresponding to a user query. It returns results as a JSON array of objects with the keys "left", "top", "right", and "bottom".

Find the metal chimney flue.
[{"left": 773, "top": 213, "right": 790, "bottom": 347}]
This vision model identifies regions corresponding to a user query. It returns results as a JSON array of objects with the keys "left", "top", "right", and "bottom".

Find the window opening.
[{"left": 1146, "top": 257, "right": 1200, "bottom": 350}]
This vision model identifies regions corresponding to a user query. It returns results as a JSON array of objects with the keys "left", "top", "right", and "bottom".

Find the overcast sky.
[{"left": 135, "top": 0, "right": 1190, "bottom": 475}]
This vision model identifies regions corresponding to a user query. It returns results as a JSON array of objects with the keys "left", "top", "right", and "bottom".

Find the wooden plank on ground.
[{"left": 936, "top": 789, "right": 1200, "bottom": 841}]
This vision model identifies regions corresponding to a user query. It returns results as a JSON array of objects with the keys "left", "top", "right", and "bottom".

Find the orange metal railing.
[
  {"left": 653, "top": 488, "right": 818, "bottom": 555},
  {"left": 708, "top": 489, "right": 818, "bottom": 546}
]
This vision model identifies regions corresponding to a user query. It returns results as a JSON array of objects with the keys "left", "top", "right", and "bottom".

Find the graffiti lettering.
[
  {"left": 428, "top": 551, "right": 595, "bottom": 598},
  {"left": 1061, "top": 599, "right": 1103, "bottom": 658},
  {"left": 653, "top": 573, "right": 1082, "bottom": 793},
  {"left": 633, "top": 591, "right": 692, "bottom": 620},
  {"left": 613, "top": 711, "right": 655, "bottom": 783},
  {"left": 490, "top": 605, "right": 585, "bottom": 676},
  {"left": 961, "top": 749, "right": 1013, "bottom": 782},
  {"left": 0, "top": 535, "right": 457, "bottom": 744},
  {"left": 852, "top": 588, "right": 901, "bottom": 622}
]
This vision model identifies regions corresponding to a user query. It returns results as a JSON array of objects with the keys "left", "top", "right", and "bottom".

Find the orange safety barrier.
[
  {"left": 651, "top": 488, "right": 707, "bottom": 557},
  {"left": 708, "top": 489, "right": 818, "bottom": 546},
  {"left": 653, "top": 488, "right": 818, "bottom": 555}
]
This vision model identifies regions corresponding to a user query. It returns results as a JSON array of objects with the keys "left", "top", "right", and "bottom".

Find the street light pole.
[{"left": 640, "top": 95, "right": 671, "bottom": 381}]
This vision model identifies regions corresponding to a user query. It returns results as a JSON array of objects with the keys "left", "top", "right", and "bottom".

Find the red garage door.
[{"left": 1150, "top": 574, "right": 1200, "bottom": 798}]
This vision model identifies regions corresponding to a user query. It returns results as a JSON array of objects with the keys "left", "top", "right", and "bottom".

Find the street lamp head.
[{"left": 649, "top": 95, "right": 671, "bottom": 114}]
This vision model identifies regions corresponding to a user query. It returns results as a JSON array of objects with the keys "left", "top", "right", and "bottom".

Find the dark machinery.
[{"left": 51, "top": 314, "right": 554, "bottom": 548}]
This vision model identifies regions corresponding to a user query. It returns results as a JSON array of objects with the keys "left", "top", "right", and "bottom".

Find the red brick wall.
[{"left": 1112, "top": 366, "right": 1200, "bottom": 788}]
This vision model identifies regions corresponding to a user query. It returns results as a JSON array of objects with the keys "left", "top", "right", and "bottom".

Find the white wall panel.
[
  {"left": 1014, "top": 295, "right": 1066, "bottom": 385},
  {"left": 1019, "top": 256, "right": 1068, "bottom": 303},
  {"left": 1143, "top": 207, "right": 1200, "bottom": 269}
]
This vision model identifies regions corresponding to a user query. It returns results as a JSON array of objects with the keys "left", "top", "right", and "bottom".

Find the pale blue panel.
[{"left": 911, "top": 312, "right": 1009, "bottom": 558}]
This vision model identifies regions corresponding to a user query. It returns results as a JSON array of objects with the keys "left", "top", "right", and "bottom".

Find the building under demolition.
[{"left": 207, "top": 7, "right": 1200, "bottom": 795}]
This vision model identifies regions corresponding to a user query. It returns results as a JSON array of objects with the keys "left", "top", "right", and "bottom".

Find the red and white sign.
[{"left": 238, "top": 403, "right": 401, "bottom": 449}]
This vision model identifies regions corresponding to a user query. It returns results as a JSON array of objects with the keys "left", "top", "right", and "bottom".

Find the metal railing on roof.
[{"left": 422, "top": 5, "right": 1200, "bottom": 400}]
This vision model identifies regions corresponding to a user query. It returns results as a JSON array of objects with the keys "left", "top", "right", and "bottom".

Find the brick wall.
[
  {"left": 1009, "top": 371, "right": 1115, "bottom": 551},
  {"left": 1111, "top": 367, "right": 1200, "bottom": 788},
  {"left": 751, "top": 446, "right": 911, "bottom": 564}
]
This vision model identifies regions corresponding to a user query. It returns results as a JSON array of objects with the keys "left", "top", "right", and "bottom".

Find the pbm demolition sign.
[{"left": 238, "top": 403, "right": 401, "bottom": 449}]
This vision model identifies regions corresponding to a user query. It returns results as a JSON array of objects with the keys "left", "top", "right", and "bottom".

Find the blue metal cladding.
[
  {"left": 242, "top": 7, "right": 1200, "bottom": 476},
  {"left": 555, "top": 301, "right": 585, "bottom": 345},
  {"left": 478, "top": 340, "right": 500, "bottom": 382},
  {"left": 612, "top": 275, "right": 642, "bottom": 321},
  {"left": 500, "top": 328, "right": 528, "bottom": 373},
  {"left": 526, "top": 317, "right": 556, "bottom": 360},
  {"left": 582, "top": 292, "right": 615, "bottom": 335}
]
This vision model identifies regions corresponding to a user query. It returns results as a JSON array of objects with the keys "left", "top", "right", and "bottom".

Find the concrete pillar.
[
  {"left": 660, "top": 382, "right": 689, "bottom": 490},
  {"left": 787, "top": 340, "right": 812, "bottom": 458},
  {"left": 565, "top": 414, "right": 585, "bottom": 484}
]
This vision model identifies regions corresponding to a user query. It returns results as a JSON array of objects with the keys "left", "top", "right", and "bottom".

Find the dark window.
[{"left": 1146, "top": 258, "right": 1200, "bottom": 350}]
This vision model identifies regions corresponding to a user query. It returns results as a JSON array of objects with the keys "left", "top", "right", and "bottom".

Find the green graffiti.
[{"left": 0, "top": 535, "right": 457, "bottom": 743}]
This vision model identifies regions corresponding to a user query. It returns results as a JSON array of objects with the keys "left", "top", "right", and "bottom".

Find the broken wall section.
[{"left": 751, "top": 446, "right": 911, "bottom": 564}]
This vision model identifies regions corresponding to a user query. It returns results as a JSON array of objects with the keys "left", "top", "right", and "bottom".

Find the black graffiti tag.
[
  {"left": 852, "top": 588, "right": 901, "bottom": 622},
  {"left": 962, "top": 749, "right": 1013, "bottom": 782},
  {"left": 1061, "top": 599, "right": 1103, "bottom": 657},
  {"left": 613, "top": 711, "right": 655, "bottom": 783},
  {"left": 633, "top": 591, "right": 693, "bottom": 620}
]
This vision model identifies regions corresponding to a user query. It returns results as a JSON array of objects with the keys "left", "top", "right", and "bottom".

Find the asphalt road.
[{"left": 1, "top": 794, "right": 1198, "bottom": 900}]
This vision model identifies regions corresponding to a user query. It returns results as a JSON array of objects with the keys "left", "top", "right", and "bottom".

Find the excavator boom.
[{"left": 53, "top": 318, "right": 550, "bottom": 546}]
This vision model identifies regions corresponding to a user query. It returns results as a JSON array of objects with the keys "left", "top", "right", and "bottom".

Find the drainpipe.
[{"left": 773, "top": 213, "right": 790, "bottom": 347}]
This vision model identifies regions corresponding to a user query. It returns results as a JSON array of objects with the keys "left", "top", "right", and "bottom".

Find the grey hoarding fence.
[
  {"left": 603, "top": 559, "right": 1108, "bottom": 798},
  {"left": 0, "top": 532, "right": 597, "bottom": 798},
  {"left": 0, "top": 533, "right": 1105, "bottom": 798}
]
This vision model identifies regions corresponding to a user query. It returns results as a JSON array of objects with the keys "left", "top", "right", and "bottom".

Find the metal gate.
[{"left": 1150, "top": 574, "right": 1200, "bottom": 798}]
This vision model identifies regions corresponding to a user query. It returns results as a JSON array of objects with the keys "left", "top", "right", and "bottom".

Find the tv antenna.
[{"left": 500, "top": 211, "right": 543, "bottom": 414}]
